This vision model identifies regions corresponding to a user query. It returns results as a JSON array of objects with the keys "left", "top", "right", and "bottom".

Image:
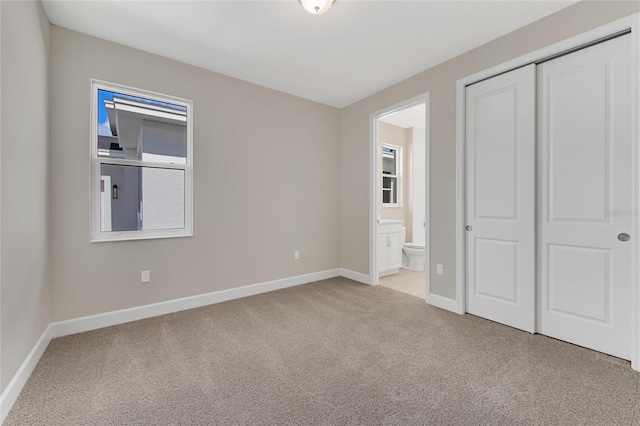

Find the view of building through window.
[
  {"left": 382, "top": 145, "right": 400, "bottom": 205},
  {"left": 96, "top": 89, "right": 188, "bottom": 233}
]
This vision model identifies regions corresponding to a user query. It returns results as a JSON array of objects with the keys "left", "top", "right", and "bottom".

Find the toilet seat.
[{"left": 403, "top": 242, "right": 425, "bottom": 249}]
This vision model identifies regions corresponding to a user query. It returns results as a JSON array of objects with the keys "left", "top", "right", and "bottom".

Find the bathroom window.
[
  {"left": 90, "top": 80, "right": 193, "bottom": 242},
  {"left": 382, "top": 144, "right": 402, "bottom": 206}
]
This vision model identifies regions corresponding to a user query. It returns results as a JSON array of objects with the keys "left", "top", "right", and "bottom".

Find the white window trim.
[
  {"left": 90, "top": 79, "right": 194, "bottom": 242},
  {"left": 382, "top": 143, "right": 402, "bottom": 208}
]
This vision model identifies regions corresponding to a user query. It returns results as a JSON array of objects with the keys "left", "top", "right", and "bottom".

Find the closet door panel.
[
  {"left": 547, "top": 63, "right": 609, "bottom": 222},
  {"left": 538, "top": 34, "right": 633, "bottom": 360},
  {"left": 465, "top": 64, "right": 536, "bottom": 333}
]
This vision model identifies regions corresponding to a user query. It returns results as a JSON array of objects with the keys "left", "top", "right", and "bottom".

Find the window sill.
[{"left": 91, "top": 230, "right": 193, "bottom": 243}]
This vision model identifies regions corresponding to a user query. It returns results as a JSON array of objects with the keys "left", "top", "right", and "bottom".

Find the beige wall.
[
  {"left": 1, "top": 1, "right": 51, "bottom": 392},
  {"left": 378, "top": 122, "right": 412, "bottom": 239},
  {"left": 340, "top": 1, "right": 640, "bottom": 299},
  {"left": 49, "top": 27, "right": 341, "bottom": 321}
]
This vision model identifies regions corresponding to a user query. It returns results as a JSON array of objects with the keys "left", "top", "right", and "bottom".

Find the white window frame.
[
  {"left": 382, "top": 143, "right": 402, "bottom": 207},
  {"left": 90, "top": 80, "right": 193, "bottom": 242}
]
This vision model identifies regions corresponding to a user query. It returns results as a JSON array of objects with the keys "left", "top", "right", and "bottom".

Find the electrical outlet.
[
  {"left": 436, "top": 264, "right": 444, "bottom": 275},
  {"left": 294, "top": 251, "right": 300, "bottom": 260},
  {"left": 141, "top": 270, "right": 151, "bottom": 283}
]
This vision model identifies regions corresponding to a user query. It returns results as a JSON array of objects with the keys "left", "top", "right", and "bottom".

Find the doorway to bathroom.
[{"left": 369, "top": 94, "right": 430, "bottom": 301}]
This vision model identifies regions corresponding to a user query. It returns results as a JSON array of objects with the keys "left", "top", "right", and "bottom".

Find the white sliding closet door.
[
  {"left": 465, "top": 64, "right": 536, "bottom": 333},
  {"left": 538, "top": 35, "right": 633, "bottom": 360}
]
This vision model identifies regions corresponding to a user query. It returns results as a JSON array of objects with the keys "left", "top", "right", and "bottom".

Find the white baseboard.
[
  {"left": 428, "top": 293, "right": 459, "bottom": 313},
  {"left": 51, "top": 268, "right": 341, "bottom": 338},
  {"left": 0, "top": 325, "right": 52, "bottom": 424},
  {"left": 339, "top": 268, "right": 371, "bottom": 285},
  {"left": 1, "top": 267, "right": 366, "bottom": 421}
]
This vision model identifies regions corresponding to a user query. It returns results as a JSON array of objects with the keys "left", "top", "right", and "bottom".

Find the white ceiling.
[
  {"left": 42, "top": 0, "right": 577, "bottom": 108},
  {"left": 379, "top": 103, "right": 426, "bottom": 130}
]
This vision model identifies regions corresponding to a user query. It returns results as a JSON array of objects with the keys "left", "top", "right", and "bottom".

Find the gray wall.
[
  {"left": 1, "top": 0, "right": 51, "bottom": 393},
  {"left": 140, "top": 120, "right": 187, "bottom": 230},
  {"left": 340, "top": 1, "right": 640, "bottom": 299},
  {"left": 49, "top": 26, "right": 341, "bottom": 322},
  {"left": 101, "top": 164, "right": 142, "bottom": 232}
]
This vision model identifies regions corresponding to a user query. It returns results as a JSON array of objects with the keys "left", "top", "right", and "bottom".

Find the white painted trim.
[
  {"left": 0, "top": 263, "right": 435, "bottom": 422},
  {"left": 89, "top": 79, "right": 194, "bottom": 243},
  {"left": 457, "top": 16, "right": 637, "bottom": 90},
  {"left": 455, "top": 78, "right": 466, "bottom": 315},
  {"left": 2, "top": 268, "right": 358, "bottom": 420},
  {"left": 424, "top": 97, "right": 432, "bottom": 303},
  {"left": 50, "top": 268, "right": 340, "bottom": 338},
  {"left": 630, "top": 15, "right": 640, "bottom": 372},
  {"left": 339, "top": 268, "right": 371, "bottom": 285},
  {"left": 428, "top": 294, "right": 458, "bottom": 313},
  {"left": 369, "top": 93, "right": 431, "bottom": 296},
  {"left": 455, "top": 13, "right": 640, "bottom": 370},
  {"left": 0, "top": 325, "right": 52, "bottom": 424},
  {"left": 369, "top": 111, "right": 378, "bottom": 287},
  {"left": 0, "top": 3, "right": 2, "bottom": 416}
]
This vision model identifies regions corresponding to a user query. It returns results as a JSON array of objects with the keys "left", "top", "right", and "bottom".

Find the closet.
[{"left": 464, "top": 34, "right": 633, "bottom": 360}]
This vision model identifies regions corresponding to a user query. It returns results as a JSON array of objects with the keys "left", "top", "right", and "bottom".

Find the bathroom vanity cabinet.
[{"left": 377, "top": 220, "right": 403, "bottom": 276}]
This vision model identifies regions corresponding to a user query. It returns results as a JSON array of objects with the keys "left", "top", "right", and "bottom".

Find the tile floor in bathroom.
[{"left": 379, "top": 268, "right": 425, "bottom": 299}]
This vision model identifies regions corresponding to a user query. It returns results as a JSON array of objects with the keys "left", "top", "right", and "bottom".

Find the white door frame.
[
  {"left": 369, "top": 93, "right": 431, "bottom": 299},
  {"left": 455, "top": 13, "right": 640, "bottom": 371}
]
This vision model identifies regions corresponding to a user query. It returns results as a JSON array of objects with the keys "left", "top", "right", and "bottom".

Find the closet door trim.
[{"left": 454, "top": 12, "right": 640, "bottom": 371}]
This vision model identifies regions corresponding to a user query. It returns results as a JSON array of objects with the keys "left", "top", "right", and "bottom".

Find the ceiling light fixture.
[{"left": 299, "top": 0, "right": 336, "bottom": 15}]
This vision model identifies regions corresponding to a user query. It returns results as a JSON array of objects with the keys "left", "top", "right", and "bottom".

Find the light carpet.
[{"left": 5, "top": 277, "right": 639, "bottom": 425}]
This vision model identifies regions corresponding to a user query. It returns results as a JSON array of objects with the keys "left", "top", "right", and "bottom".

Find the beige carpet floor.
[{"left": 5, "top": 277, "right": 639, "bottom": 425}]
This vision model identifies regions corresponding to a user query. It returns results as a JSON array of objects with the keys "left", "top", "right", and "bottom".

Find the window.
[
  {"left": 91, "top": 80, "right": 193, "bottom": 241},
  {"left": 382, "top": 144, "right": 402, "bottom": 206}
]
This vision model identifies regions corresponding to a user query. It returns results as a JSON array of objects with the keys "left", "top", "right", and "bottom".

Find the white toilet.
[{"left": 401, "top": 227, "right": 426, "bottom": 271}]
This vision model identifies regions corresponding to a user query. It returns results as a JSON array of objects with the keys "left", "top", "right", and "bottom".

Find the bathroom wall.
[
  {"left": 378, "top": 121, "right": 412, "bottom": 239},
  {"left": 411, "top": 127, "right": 426, "bottom": 244}
]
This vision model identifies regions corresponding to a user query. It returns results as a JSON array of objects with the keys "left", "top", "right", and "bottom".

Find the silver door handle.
[
  {"left": 618, "top": 233, "right": 630, "bottom": 242},
  {"left": 466, "top": 225, "right": 472, "bottom": 231}
]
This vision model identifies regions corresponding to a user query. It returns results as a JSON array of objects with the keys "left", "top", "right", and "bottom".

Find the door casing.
[
  {"left": 369, "top": 93, "right": 431, "bottom": 299},
  {"left": 455, "top": 13, "right": 640, "bottom": 371}
]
